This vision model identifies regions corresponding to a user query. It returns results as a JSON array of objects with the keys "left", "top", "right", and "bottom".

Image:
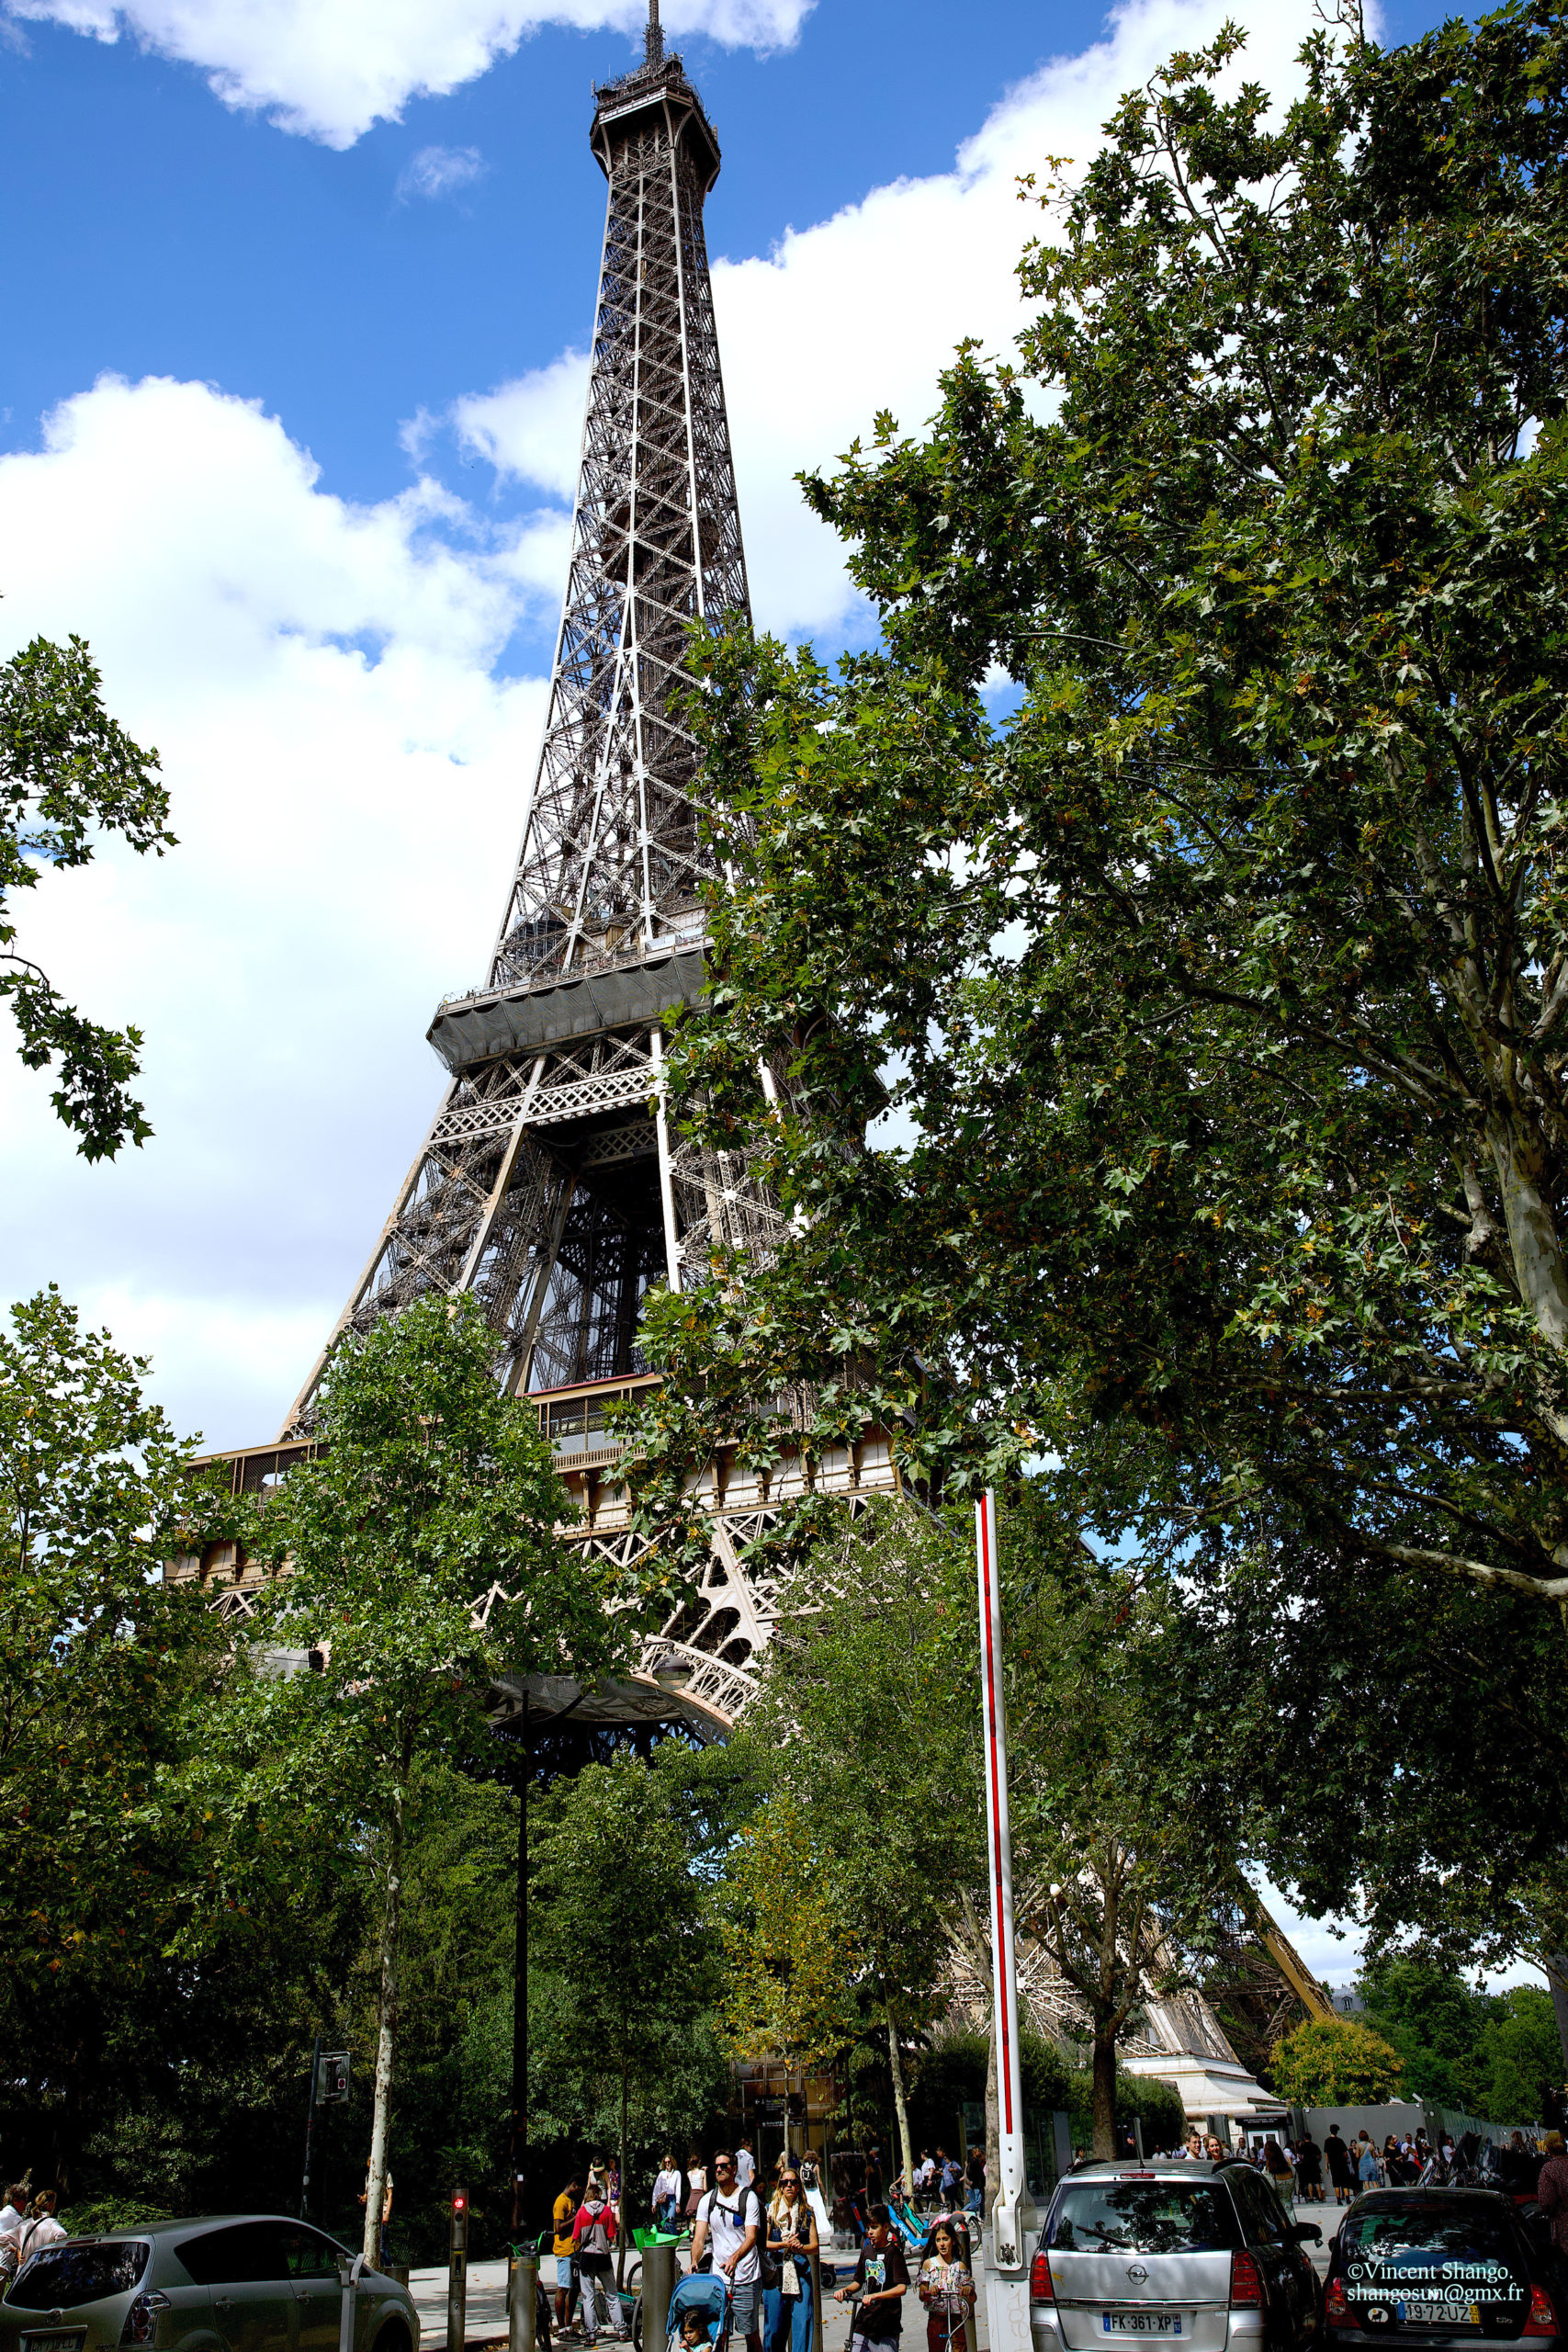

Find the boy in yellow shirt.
[{"left": 554, "top": 2177, "right": 583, "bottom": 2332}]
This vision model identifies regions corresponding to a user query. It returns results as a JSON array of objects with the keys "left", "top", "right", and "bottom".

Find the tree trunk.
[
  {"left": 364, "top": 1775, "right": 405, "bottom": 2267},
  {"left": 1487, "top": 1114, "right": 1568, "bottom": 1354},
  {"left": 1090, "top": 2031, "right": 1117, "bottom": 2161},
  {"left": 1545, "top": 1954, "right": 1568, "bottom": 2076},
  {"left": 885, "top": 1995, "right": 915, "bottom": 2202},
  {"left": 616, "top": 2064, "right": 629, "bottom": 2290}
]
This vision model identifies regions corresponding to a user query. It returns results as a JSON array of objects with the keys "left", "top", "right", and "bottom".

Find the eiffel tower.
[{"left": 174, "top": 0, "right": 905, "bottom": 1731}]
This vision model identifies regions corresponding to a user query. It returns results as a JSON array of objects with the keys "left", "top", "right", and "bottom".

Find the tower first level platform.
[{"left": 168, "top": 1370, "right": 908, "bottom": 1735}]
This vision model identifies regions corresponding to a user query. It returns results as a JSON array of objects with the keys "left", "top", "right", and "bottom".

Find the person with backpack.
[
  {"left": 16, "top": 2193, "right": 65, "bottom": 2269},
  {"left": 573, "top": 2170, "right": 626, "bottom": 2344},
  {"left": 690, "top": 2149, "right": 763, "bottom": 2352}
]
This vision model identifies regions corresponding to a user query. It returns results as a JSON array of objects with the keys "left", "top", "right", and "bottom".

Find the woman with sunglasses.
[{"left": 763, "top": 2165, "right": 818, "bottom": 2352}]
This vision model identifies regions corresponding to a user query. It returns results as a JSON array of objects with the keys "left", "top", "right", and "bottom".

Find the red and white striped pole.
[{"left": 976, "top": 1490, "right": 1032, "bottom": 2351}]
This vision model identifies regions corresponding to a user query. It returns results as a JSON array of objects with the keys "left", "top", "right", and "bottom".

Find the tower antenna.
[{"left": 645, "top": 0, "right": 662, "bottom": 65}]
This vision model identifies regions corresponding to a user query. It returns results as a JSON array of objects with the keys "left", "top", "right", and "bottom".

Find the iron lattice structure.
[
  {"left": 283, "top": 25, "right": 785, "bottom": 1431},
  {"left": 251, "top": 8, "right": 902, "bottom": 1703}
]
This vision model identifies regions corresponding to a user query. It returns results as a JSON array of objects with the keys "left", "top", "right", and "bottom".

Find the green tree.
[
  {"left": 631, "top": 0, "right": 1568, "bottom": 1636},
  {"left": 721, "top": 1790, "right": 863, "bottom": 2088},
  {"left": 529, "top": 1751, "right": 717, "bottom": 2282},
  {"left": 739, "top": 1502, "right": 983, "bottom": 2193},
  {"left": 1475, "top": 1987, "right": 1562, "bottom": 2123},
  {"left": 994, "top": 1497, "right": 1245, "bottom": 2156},
  {"left": 1159, "top": 1541, "right": 1568, "bottom": 1978},
  {"left": 1, "top": 635, "right": 173, "bottom": 1157},
  {"left": 239, "top": 1295, "right": 618, "bottom": 2265},
  {"left": 1270, "top": 2017, "right": 1404, "bottom": 2108},
  {"left": 1358, "top": 1962, "right": 1564, "bottom": 2122},
  {"left": 0, "top": 1286, "right": 220, "bottom": 2086}
]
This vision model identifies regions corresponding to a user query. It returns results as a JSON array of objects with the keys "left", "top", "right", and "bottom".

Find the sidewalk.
[
  {"left": 412, "top": 2245, "right": 993, "bottom": 2352},
  {"left": 410, "top": 2205, "right": 1348, "bottom": 2352}
]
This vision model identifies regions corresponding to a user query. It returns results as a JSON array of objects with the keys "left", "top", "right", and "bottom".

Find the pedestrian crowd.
[{"left": 545, "top": 2137, "right": 980, "bottom": 2352}]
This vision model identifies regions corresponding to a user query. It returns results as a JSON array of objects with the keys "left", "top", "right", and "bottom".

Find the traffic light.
[{"left": 318, "top": 2052, "right": 351, "bottom": 2104}]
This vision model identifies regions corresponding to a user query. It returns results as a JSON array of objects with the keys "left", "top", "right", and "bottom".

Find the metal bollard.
[
  {"left": 807, "top": 2245, "right": 824, "bottom": 2352},
  {"left": 337, "top": 2254, "right": 367, "bottom": 2352},
  {"left": 509, "top": 2250, "right": 538, "bottom": 2352},
  {"left": 643, "top": 2241, "right": 675, "bottom": 2352},
  {"left": 448, "top": 2192, "right": 468, "bottom": 2352}
]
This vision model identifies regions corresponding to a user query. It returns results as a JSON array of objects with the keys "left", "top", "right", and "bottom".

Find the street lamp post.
[{"left": 976, "top": 1490, "right": 1031, "bottom": 2352}]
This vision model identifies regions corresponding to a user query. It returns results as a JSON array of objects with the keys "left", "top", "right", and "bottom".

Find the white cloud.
[
  {"left": 0, "top": 373, "right": 558, "bottom": 1447},
  {"left": 3, "top": 0, "right": 814, "bottom": 147},
  {"left": 397, "top": 142, "right": 487, "bottom": 201},
  {"left": 442, "top": 0, "right": 1341, "bottom": 641},
  {"left": 428, "top": 348, "right": 592, "bottom": 503}
]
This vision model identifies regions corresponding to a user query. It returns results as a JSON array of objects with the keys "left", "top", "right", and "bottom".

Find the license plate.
[
  {"left": 1101, "top": 2317, "right": 1181, "bottom": 2335},
  {"left": 1396, "top": 2304, "right": 1480, "bottom": 2326},
  {"left": 21, "top": 2333, "right": 86, "bottom": 2352}
]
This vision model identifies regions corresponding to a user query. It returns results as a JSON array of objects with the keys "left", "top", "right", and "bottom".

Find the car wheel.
[{"left": 373, "top": 2324, "right": 412, "bottom": 2352}]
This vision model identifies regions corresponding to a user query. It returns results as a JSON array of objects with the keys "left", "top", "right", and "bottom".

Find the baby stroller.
[{"left": 666, "top": 2270, "right": 734, "bottom": 2352}]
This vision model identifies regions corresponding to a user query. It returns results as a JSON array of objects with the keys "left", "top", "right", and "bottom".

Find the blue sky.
[{"left": 2, "top": 0, "right": 1508, "bottom": 1987}]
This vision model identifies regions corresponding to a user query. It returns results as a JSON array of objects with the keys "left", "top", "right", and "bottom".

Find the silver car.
[
  {"left": 1030, "top": 2161, "right": 1323, "bottom": 2352},
  {"left": 0, "top": 2216, "right": 419, "bottom": 2352}
]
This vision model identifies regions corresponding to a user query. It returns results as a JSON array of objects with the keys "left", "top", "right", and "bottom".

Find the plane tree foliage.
[
  {"left": 231, "top": 1295, "right": 622, "bottom": 2264},
  {"left": 528, "top": 1750, "right": 724, "bottom": 2277},
  {"left": 632, "top": 0, "right": 1568, "bottom": 1628},
  {"left": 1157, "top": 1528, "right": 1568, "bottom": 1979},
  {"left": 732, "top": 1498, "right": 1240, "bottom": 2165},
  {"left": 0, "top": 1287, "right": 220, "bottom": 2075},
  {"left": 1, "top": 635, "right": 173, "bottom": 1158}
]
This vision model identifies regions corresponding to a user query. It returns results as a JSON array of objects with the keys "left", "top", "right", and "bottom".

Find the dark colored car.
[
  {"left": 1030, "top": 2160, "right": 1324, "bottom": 2352},
  {"left": 0, "top": 2216, "right": 418, "bottom": 2352},
  {"left": 1324, "top": 2188, "right": 1565, "bottom": 2352}
]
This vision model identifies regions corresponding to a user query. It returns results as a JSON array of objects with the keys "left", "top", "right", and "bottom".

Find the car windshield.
[
  {"left": 1051, "top": 2184, "right": 1241, "bottom": 2256},
  {"left": 11, "top": 2242, "right": 151, "bottom": 2310},
  {"left": 1340, "top": 2205, "right": 1527, "bottom": 2315}
]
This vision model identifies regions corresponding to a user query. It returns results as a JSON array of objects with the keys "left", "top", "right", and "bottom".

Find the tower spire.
[{"left": 645, "top": 0, "right": 663, "bottom": 66}]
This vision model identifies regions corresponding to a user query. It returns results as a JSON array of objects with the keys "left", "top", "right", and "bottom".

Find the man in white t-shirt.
[
  {"left": 735, "top": 2138, "right": 756, "bottom": 2189},
  {"left": 690, "top": 2150, "right": 761, "bottom": 2352}
]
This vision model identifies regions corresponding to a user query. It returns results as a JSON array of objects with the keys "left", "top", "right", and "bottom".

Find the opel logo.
[{"left": 1128, "top": 2267, "right": 1148, "bottom": 2283}]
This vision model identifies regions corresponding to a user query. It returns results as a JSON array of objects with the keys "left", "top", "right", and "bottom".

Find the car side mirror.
[{"left": 1290, "top": 2226, "right": 1323, "bottom": 2246}]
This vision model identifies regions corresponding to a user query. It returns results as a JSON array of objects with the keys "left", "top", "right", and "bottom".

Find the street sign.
[{"left": 318, "top": 2052, "right": 351, "bottom": 2104}]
